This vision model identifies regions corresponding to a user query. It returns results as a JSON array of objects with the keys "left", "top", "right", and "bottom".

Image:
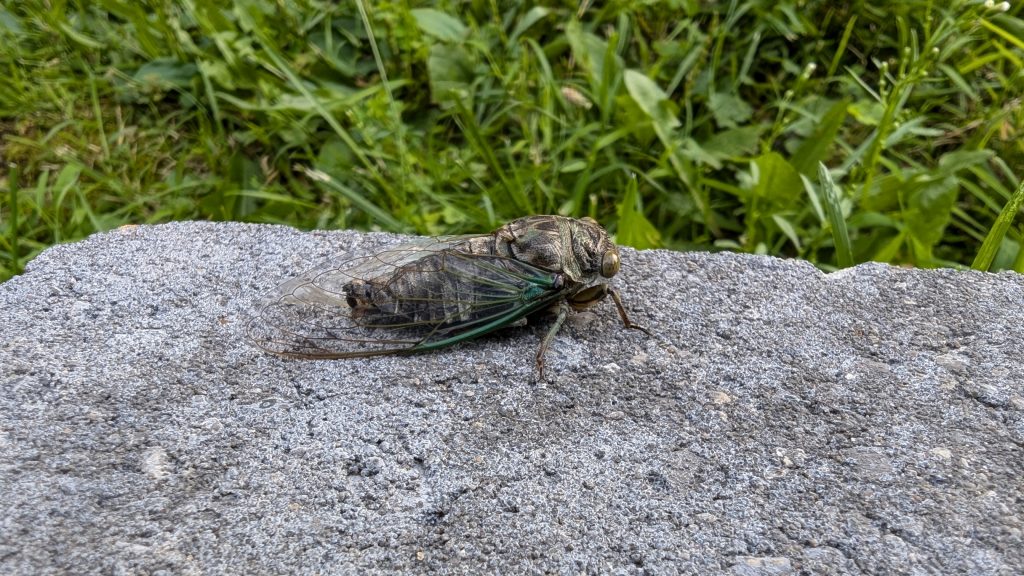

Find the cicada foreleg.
[
  {"left": 568, "top": 284, "right": 651, "bottom": 336},
  {"left": 608, "top": 287, "right": 651, "bottom": 336}
]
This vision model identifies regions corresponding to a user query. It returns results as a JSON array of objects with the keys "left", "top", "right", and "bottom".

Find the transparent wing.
[{"left": 246, "top": 239, "right": 565, "bottom": 359}]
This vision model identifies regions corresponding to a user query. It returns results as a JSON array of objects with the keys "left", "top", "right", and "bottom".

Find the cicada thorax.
[{"left": 492, "top": 215, "right": 622, "bottom": 302}]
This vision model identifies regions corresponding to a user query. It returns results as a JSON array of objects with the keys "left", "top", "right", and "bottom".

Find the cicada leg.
[
  {"left": 569, "top": 284, "right": 651, "bottom": 335},
  {"left": 608, "top": 287, "right": 652, "bottom": 336},
  {"left": 533, "top": 285, "right": 651, "bottom": 379},
  {"left": 535, "top": 300, "right": 570, "bottom": 381}
]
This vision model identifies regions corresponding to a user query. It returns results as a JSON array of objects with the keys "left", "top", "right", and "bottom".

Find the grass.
[{"left": 1, "top": 0, "right": 1023, "bottom": 282}]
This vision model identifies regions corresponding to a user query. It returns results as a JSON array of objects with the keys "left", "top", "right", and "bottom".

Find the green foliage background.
[{"left": 1, "top": 0, "right": 1023, "bottom": 281}]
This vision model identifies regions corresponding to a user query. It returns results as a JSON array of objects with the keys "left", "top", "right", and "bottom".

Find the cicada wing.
[{"left": 246, "top": 242, "right": 564, "bottom": 359}]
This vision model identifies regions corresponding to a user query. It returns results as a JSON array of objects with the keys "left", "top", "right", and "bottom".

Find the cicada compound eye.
[{"left": 600, "top": 249, "right": 620, "bottom": 278}]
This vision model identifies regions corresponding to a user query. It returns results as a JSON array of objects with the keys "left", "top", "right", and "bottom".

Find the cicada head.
[{"left": 578, "top": 216, "right": 620, "bottom": 280}]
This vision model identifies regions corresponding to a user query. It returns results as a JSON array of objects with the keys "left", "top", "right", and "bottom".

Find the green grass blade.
[
  {"left": 818, "top": 162, "right": 853, "bottom": 268},
  {"left": 5, "top": 163, "right": 21, "bottom": 275},
  {"left": 972, "top": 178, "right": 1024, "bottom": 272},
  {"left": 299, "top": 167, "right": 406, "bottom": 232},
  {"left": 452, "top": 98, "right": 533, "bottom": 216},
  {"left": 355, "top": 0, "right": 409, "bottom": 205},
  {"left": 252, "top": 32, "right": 397, "bottom": 211}
]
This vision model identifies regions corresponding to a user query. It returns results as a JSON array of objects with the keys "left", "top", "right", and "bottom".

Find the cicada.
[{"left": 247, "top": 215, "right": 649, "bottom": 378}]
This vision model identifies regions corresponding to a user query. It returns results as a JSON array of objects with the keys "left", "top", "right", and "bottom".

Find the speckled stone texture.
[{"left": 1, "top": 221, "right": 1022, "bottom": 574}]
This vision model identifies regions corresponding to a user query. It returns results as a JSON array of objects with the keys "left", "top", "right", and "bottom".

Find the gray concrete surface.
[{"left": 1, "top": 221, "right": 1022, "bottom": 574}]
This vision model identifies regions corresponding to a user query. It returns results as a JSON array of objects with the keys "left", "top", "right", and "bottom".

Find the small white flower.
[
  {"left": 560, "top": 86, "right": 593, "bottom": 109},
  {"left": 299, "top": 166, "right": 331, "bottom": 182}
]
